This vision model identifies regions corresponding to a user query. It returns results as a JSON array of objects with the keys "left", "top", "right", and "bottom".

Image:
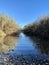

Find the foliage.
[
  {"left": 0, "top": 30, "right": 6, "bottom": 37},
  {"left": 0, "top": 14, "right": 20, "bottom": 35},
  {"left": 23, "top": 15, "right": 49, "bottom": 38}
]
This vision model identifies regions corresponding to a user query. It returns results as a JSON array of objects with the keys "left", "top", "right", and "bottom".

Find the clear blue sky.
[{"left": 0, "top": 0, "right": 49, "bottom": 27}]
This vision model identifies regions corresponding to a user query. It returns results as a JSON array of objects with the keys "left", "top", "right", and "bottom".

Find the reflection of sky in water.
[
  {"left": 0, "top": 33, "right": 49, "bottom": 57},
  {"left": 12, "top": 33, "right": 39, "bottom": 55}
]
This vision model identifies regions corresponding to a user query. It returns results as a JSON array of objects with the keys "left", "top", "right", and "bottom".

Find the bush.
[
  {"left": 23, "top": 15, "right": 49, "bottom": 38},
  {"left": 0, "top": 14, "right": 20, "bottom": 35}
]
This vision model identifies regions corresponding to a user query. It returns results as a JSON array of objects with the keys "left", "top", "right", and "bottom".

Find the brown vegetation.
[{"left": 0, "top": 14, "right": 20, "bottom": 36}]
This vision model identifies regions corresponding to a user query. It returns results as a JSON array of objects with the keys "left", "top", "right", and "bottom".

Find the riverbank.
[
  {"left": 23, "top": 16, "right": 49, "bottom": 38},
  {"left": 0, "top": 14, "right": 20, "bottom": 37}
]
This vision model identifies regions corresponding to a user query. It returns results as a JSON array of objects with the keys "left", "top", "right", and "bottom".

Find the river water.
[
  {"left": 12, "top": 33, "right": 39, "bottom": 55},
  {"left": 0, "top": 33, "right": 49, "bottom": 65},
  {"left": 10, "top": 33, "right": 49, "bottom": 56}
]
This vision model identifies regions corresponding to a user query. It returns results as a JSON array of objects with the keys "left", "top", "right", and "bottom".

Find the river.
[
  {"left": 10, "top": 33, "right": 49, "bottom": 56},
  {"left": 12, "top": 33, "right": 39, "bottom": 55},
  {"left": 0, "top": 33, "right": 49, "bottom": 65}
]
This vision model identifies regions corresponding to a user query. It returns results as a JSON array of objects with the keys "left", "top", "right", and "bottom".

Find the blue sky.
[{"left": 0, "top": 0, "right": 49, "bottom": 27}]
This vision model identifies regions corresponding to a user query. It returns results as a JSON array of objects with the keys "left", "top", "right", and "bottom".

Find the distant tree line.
[{"left": 23, "top": 15, "right": 49, "bottom": 38}]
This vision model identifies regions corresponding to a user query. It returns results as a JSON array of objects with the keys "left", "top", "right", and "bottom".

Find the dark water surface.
[
  {"left": 0, "top": 33, "right": 49, "bottom": 65},
  {"left": 11, "top": 33, "right": 49, "bottom": 56}
]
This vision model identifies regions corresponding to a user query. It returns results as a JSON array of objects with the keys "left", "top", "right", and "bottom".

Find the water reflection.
[
  {"left": 29, "top": 36, "right": 49, "bottom": 55},
  {"left": 0, "top": 34, "right": 49, "bottom": 65},
  {"left": 0, "top": 34, "right": 49, "bottom": 56},
  {"left": 0, "top": 36, "right": 18, "bottom": 53},
  {"left": 14, "top": 33, "right": 39, "bottom": 55}
]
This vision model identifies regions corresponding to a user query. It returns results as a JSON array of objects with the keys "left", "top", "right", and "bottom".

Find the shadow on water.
[{"left": 29, "top": 36, "right": 49, "bottom": 55}]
